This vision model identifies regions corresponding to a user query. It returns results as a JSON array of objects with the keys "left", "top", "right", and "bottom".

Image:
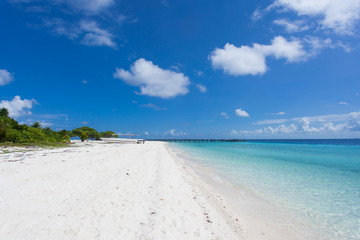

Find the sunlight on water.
[{"left": 172, "top": 140, "right": 360, "bottom": 240}]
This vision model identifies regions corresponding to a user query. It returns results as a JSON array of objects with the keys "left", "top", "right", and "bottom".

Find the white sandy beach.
[{"left": 0, "top": 141, "right": 315, "bottom": 240}]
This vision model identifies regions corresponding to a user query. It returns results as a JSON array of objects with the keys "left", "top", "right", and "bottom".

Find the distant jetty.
[{"left": 148, "top": 139, "right": 245, "bottom": 143}]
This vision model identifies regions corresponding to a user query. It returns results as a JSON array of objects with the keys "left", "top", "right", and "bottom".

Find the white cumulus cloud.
[
  {"left": 235, "top": 108, "right": 250, "bottom": 117},
  {"left": 210, "top": 36, "right": 306, "bottom": 76},
  {"left": 114, "top": 58, "right": 190, "bottom": 99},
  {"left": 0, "top": 69, "right": 14, "bottom": 86},
  {"left": 271, "top": 0, "right": 360, "bottom": 34},
  {"left": 0, "top": 96, "right": 37, "bottom": 118}
]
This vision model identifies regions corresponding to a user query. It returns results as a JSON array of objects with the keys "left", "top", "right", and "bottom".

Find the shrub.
[
  {"left": 100, "top": 131, "right": 118, "bottom": 138},
  {"left": 7, "top": 129, "right": 23, "bottom": 143}
]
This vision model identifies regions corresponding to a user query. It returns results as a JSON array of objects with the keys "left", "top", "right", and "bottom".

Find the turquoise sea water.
[{"left": 171, "top": 140, "right": 360, "bottom": 240}]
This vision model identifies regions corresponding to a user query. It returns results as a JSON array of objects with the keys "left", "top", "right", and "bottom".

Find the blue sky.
[{"left": 1, "top": 0, "right": 360, "bottom": 139}]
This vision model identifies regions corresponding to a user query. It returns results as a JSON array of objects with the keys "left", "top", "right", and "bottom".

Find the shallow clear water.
[{"left": 171, "top": 140, "right": 360, "bottom": 240}]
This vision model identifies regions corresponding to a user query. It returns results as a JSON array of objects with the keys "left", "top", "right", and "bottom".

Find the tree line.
[{"left": 0, "top": 108, "right": 118, "bottom": 144}]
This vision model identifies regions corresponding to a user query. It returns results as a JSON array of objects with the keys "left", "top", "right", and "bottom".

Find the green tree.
[
  {"left": 58, "top": 129, "right": 73, "bottom": 137},
  {"left": 72, "top": 126, "right": 100, "bottom": 140},
  {"left": 80, "top": 132, "right": 88, "bottom": 142},
  {"left": 0, "top": 113, "right": 10, "bottom": 142},
  {"left": 57, "top": 129, "right": 72, "bottom": 143},
  {"left": 100, "top": 131, "right": 118, "bottom": 138},
  {"left": 31, "top": 121, "right": 41, "bottom": 129},
  {"left": 0, "top": 125, "right": 8, "bottom": 142},
  {"left": 0, "top": 108, "right": 9, "bottom": 118}
]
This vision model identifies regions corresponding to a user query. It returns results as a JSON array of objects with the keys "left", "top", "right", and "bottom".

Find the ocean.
[{"left": 171, "top": 139, "right": 360, "bottom": 240}]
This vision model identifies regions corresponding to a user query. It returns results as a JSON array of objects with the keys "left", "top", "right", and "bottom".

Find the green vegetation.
[
  {"left": 79, "top": 132, "right": 88, "bottom": 142},
  {"left": 0, "top": 107, "right": 118, "bottom": 145},
  {"left": 100, "top": 131, "right": 118, "bottom": 138},
  {"left": 0, "top": 108, "right": 9, "bottom": 118},
  {"left": 72, "top": 126, "right": 101, "bottom": 141}
]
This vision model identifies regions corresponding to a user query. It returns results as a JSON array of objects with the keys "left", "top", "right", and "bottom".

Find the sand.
[{"left": 0, "top": 141, "right": 315, "bottom": 240}]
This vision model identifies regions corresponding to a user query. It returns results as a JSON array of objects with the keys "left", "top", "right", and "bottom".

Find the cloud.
[
  {"left": 271, "top": 111, "right": 286, "bottom": 115},
  {"left": 164, "top": 129, "right": 187, "bottom": 137},
  {"left": 252, "top": 5, "right": 275, "bottom": 21},
  {"left": 21, "top": 119, "right": 53, "bottom": 128},
  {"left": 195, "top": 70, "right": 204, "bottom": 76},
  {"left": 144, "top": 131, "right": 149, "bottom": 136},
  {"left": 196, "top": 84, "right": 207, "bottom": 93},
  {"left": 252, "top": 8, "right": 263, "bottom": 21},
  {"left": 210, "top": 43, "right": 267, "bottom": 76},
  {"left": 44, "top": 19, "right": 116, "bottom": 48},
  {"left": 255, "top": 112, "right": 358, "bottom": 125},
  {"left": 0, "top": 69, "right": 14, "bottom": 86},
  {"left": 65, "top": 0, "right": 114, "bottom": 14},
  {"left": 79, "top": 20, "right": 116, "bottom": 47},
  {"left": 273, "top": 19, "right": 310, "bottom": 32},
  {"left": 114, "top": 58, "right": 190, "bottom": 99},
  {"left": 43, "top": 18, "right": 81, "bottom": 39},
  {"left": 0, "top": 96, "right": 37, "bottom": 118},
  {"left": 233, "top": 111, "right": 360, "bottom": 136},
  {"left": 11, "top": 0, "right": 114, "bottom": 14},
  {"left": 221, "top": 112, "right": 230, "bottom": 119},
  {"left": 140, "top": 103, "right": 167, "bottom": 111},
  {"left": 235, "top": 108, "right": 250, "bottom": 117},
  {"left": 271, "top": 0, "right": 360, "bottom": 35},
  {"left": 210, "top": 36, "right": 306, "bottom": 76},
  {"left": 170, "top": 64, "right": 182, "bottom": 72},
  {"left": 38, "top": 121, "right": 53, "bottom": 128},
  {"left": 81, "top": 121, "right": 90, "bottom": 125},
  {"left": 11, "top": 0, "right": 118, "bottom": 48},
  {"left": 255, "top": 118, "right": 288, "bottom": 125},
  {"left": 117, "top": 14, "right": 138, "bottom": 24},
  {"left": 304, "top": 36, "right": 350, "bottom": 55},
  {"left": 339, "top": 101, "right": 348, "bottom": 105}
]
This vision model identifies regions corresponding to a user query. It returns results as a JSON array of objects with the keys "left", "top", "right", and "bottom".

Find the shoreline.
[{"left": 165, "top": 143, "right": 321, "bottom": 240}]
